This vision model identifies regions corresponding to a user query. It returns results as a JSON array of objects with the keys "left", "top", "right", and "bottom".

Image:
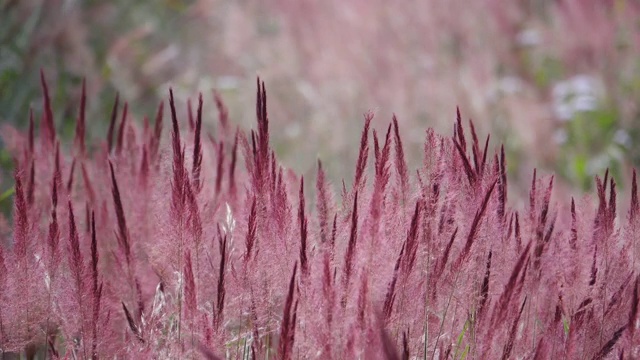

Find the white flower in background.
[
  {"left": 498, "top": 76, "right": 523, "bottom": 95},
  {"left": 552, "top": 75, "right": 602, "bottom": 121},
  {"left": 216, "top": 76, "right": 240, "bottom": 91},
  {"left": 614, "top": 129, "right": 631, "bottom": 148},
  {"left": 487, "top": 76, "right": 523, "bottom": 102},
  {"left": 517, "top": 29, "right": 541, "bottom": 47}
]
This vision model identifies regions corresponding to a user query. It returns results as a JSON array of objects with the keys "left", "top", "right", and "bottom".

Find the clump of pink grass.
[{"left": 0, "top": 71, "right": 639, "bottom": 359}]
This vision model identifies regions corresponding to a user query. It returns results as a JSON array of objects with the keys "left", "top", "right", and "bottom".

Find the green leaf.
[
  {"left": 452, "top": 319, "right": 469, "bottom": 359},
  {"left": 0, "top": 186, "right": 15, "bottom": 204},
  {"left": 460, "top": 344, "right": 470, "bottom": 360}
]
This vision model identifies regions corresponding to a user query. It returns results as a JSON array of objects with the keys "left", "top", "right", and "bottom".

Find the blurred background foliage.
[{"left": 1, "top": 0, "right": 640, "bottom": 207}]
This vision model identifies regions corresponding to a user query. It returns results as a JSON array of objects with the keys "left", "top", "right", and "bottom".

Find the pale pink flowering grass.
[{"left": 0, "top": 73, "right": 639, "bottom": 358}]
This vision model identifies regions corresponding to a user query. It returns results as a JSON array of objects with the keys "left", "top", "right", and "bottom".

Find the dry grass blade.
[{"left": 122, "top": 302, "right": 143, "bottom": 344}]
